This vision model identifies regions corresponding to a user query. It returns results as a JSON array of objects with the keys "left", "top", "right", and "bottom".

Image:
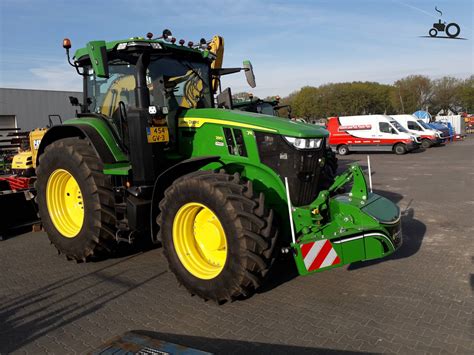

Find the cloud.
[{"left": 0, "top": 63, "right": 82, "bottom": 92}]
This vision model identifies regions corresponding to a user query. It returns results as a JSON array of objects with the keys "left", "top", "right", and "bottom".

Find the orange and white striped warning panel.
[{"left": 301, "top": 239, "right": 341, "bottom": 272}]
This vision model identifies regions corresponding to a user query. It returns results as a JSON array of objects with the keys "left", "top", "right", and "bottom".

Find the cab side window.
[
  {"left": 379, "top": 122, "right": 391, "bottom": 133},
  {"left": 407, "top": 121, "right": 420, "bottom": 130}
]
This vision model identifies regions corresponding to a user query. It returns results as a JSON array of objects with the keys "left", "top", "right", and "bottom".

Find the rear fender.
[{"left": 37, "top": 123, "right": 126, "bottom": 166}]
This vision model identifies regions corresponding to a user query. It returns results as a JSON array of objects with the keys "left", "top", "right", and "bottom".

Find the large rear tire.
[
  {"left": 35, "top": 137, "right": 116, "bottom": 261},
  {"left": 157, "top": 170, "right": 278, "bottom": 303}
]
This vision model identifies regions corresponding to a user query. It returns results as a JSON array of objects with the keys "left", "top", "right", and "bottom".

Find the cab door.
[
  {"left": 378, "top": 122, "right": 397, "bottom": 150},
  {"left": 407, "top": 120, "right": 423, "bottom": 135}
]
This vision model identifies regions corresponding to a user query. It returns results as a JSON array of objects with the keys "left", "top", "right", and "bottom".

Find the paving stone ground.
[{"left": 1, "top": 137, "right": 473, "bottom": 354}]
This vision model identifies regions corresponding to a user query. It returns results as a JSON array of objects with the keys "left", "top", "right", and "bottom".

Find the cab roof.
[{"left": 73, "top": 37, "right": 212, "bottom": 62}]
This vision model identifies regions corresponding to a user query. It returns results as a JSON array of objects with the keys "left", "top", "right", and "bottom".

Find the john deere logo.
[{"left": 421, "top": 6, "right": 466, "bottom": 40}]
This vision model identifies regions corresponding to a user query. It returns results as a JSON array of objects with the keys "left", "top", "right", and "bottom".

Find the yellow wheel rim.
[
  {"left": 46, "top": 169, "right": 84, "bottom": 238},
  {"left": 173, "top": 202, "right": 227, "bottom": 279}
]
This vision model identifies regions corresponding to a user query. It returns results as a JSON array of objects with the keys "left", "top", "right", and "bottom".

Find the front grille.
[{"left": 255, "top": 132, "right": 324, "bottom": 206}]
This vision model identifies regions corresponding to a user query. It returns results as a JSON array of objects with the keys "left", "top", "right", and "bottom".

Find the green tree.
[
  {"left": 291, "top": 86, "right": 320, "bottom": 119},
  {"left": 458, "top": 75, "right": 474, "bottom": 113},
  {"left": 391, "top": 75, "right": 432, "bottom": 113},
  {"left": 289, "top": 82, "right": 394, "bottom": 118},
  {"left": 281, "top": 75, "right": 471, "bottom": 119},
  {"left": 430, "top": 76, "right": 462, "bottom": 114}
]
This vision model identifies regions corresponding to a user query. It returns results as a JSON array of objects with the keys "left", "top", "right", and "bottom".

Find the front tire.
[
  {"left": 394, "top": 143, "right": 407, "bottom": 155},
  {"left": 157, "top": 170, "right": 278, "bottom": 303},
  {"left": 429, "top": 28, "right": 438, "bottom": 37},
  {"left": 36, "top": 137, "right": 116, "bottom": 261},
  {"left": 421, "top": 139, "right": 432, "bottom": 149},
  {"left": 337, "top": 144, "right": 349, "bottom": 156}
]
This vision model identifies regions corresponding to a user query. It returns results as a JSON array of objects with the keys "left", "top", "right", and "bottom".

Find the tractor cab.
[
  {"left": 70, "top": 33, "right": 216, "bottom": 147},
  {"left": 233, "top": 96, "right": 291, "bottom": 118},
  {"left": 66, "top": 31, "right": 256, "bottom": 162}
]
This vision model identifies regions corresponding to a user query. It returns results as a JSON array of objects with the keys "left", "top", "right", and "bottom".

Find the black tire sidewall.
[
  {"left": 338, "top": 145, "right": 348, "bottom": 155},
  {"left": 160, "top": 178, "right": 246, "bottom": 294},
  {"left": 394, "top": 144, "right": 407, "bottom": 155},
  {"left": 429, "top": 28, "right": 437, "bottom": 37},
  {"left": 36, "top": 141, "right": 101, "bottom": 257},
  {"left": 421, "top": 139, "right": 432, "bottom": 148}
]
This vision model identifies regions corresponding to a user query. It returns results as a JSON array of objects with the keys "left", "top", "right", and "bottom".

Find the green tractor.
[
  {"left": 233, "top": 95, "right": 290, "bottom": 118},
  {"left": 35, "top": 31, "right": 402, "bottom": 302}
]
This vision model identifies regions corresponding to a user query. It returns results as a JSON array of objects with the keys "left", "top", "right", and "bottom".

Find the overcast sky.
[{"left": 0, "top": 0, "right": 472, "bottom": 97}]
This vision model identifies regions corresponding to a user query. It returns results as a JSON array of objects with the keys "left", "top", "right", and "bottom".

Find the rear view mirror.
[
  {"left": 217, "top": 87, "right": 233, "bottom": 109},
  {"left": 48, "top": 114, "right": 63, "bottom": 128},
  {"left": 243, "top": 60, "right": 256, "bottom": 88},
  {"left": 69, "top": 96, "right": 80, "bottom": 106}
]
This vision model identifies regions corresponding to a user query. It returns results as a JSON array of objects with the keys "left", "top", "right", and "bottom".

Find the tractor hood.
[{"left": 180, "top": 108, "right": 328, "bottom": 138}]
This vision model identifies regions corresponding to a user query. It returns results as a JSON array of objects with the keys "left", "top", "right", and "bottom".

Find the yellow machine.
[
  {"left": 11, "top": 128, "right": 48, "bottom": 176},
  {"left": 99, "top": 75, "right": 136, "bottom": 117},
  {"left": 209, "top": 35, "right": 224, "bottom": 93}
]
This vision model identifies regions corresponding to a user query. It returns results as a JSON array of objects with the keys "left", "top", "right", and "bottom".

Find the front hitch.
[{"left": 287, "top": 163, "right": 401, "bottom": 276}]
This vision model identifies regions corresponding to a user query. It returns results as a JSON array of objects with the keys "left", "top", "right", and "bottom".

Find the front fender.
[
  {"left": 150, "top": 156, "right": 222, "bottom": 243},
  {"left": 202, "top": 157, "right": 291, "bottom": 241},
  {"left": 150, "top": 156, "right": 291, "bottom": 244}
]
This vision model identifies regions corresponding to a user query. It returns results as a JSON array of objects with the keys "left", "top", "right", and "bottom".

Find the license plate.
[{"left": 146, "top": 126, "right": 169, "bottom": 143}]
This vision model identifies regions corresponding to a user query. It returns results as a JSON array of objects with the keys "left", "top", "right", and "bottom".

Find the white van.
[
  {"left": 391, "top": 114, "right": 442, "bottom": 148},
  {"left": 327, "top": 115, "right": 421, "bottom": 155}
]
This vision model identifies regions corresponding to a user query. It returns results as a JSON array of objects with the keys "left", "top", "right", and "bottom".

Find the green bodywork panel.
[
  {"left": 179, "top": 108, "right": 328, "bottom": 138},
  {"left": 86, "top": 41, "right": 109, "bottom": 78},
  {"left": 103, "top": 162, "right": 131, "bottom": 176},
  {"left": 63, "top": 117, "right": 128, "bottom": 162}
]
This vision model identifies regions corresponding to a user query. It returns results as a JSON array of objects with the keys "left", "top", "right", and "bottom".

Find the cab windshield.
[
  {"left": 257, "top": 102, "right": 277, "bottom": 116},
  {"left": 86, "top": 56, "right": 212, "bottom": 117},
  {"left": 148, "top": 56, "right": 212, "bottom": 109},
  {"left": 390, "top": 120, "right": 409, "bottom": 133},
  {"left": 417, "top": 120, "right": 431, "bottom": 129}
]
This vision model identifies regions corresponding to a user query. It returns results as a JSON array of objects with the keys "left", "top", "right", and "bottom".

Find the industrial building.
[{"left": 0, "top": 88, "right": 82, "bottom": 130}]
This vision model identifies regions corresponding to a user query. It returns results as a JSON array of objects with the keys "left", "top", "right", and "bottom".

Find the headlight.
[{"left": 284, "top": 136, "right": 322, "bottom": 149}]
